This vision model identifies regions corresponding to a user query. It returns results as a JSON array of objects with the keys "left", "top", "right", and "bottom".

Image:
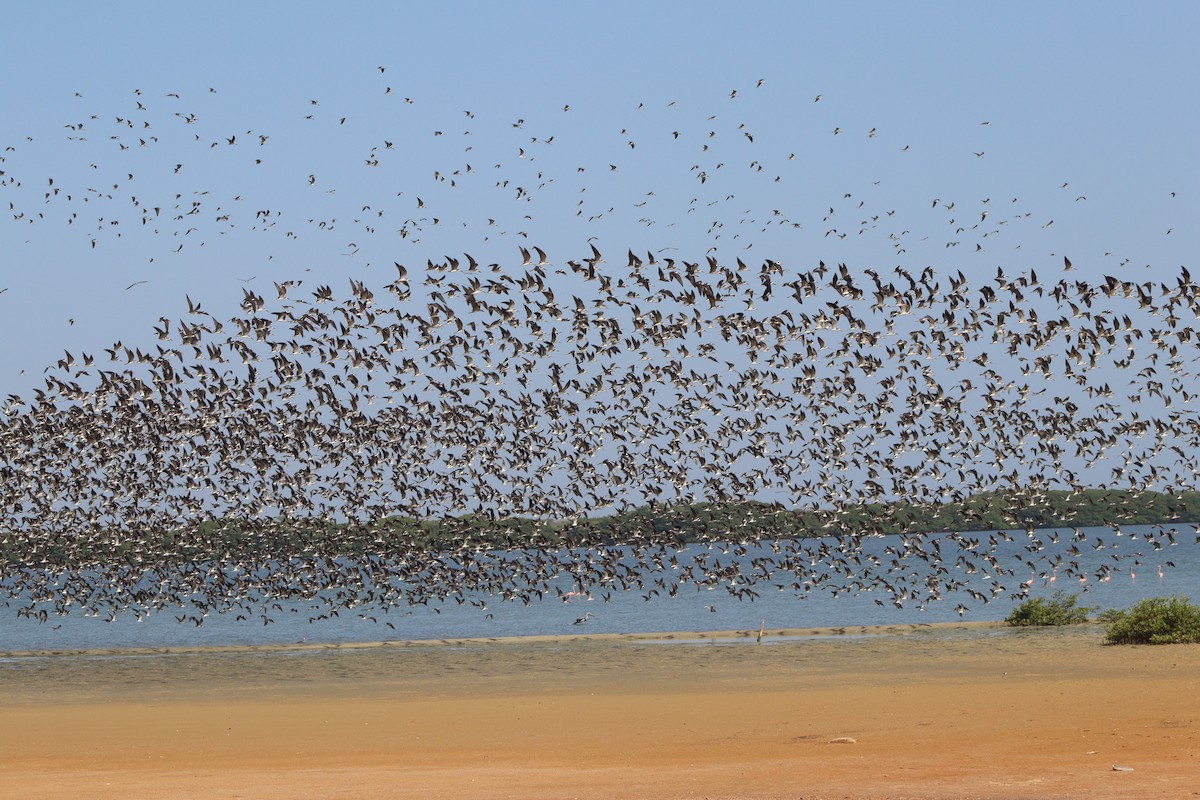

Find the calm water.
[{"left": 1, "top": 525, "right": 1197, "bottom": 654}]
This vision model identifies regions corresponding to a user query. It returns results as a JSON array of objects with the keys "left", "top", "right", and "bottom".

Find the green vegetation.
[
  {"left": 4, "top": 488, "right": 1200, "bottom": 567},
  {"left": 1104, "top": 595, "right": 1200, "bottom": 645},
  {"left": 1005, "top": 591, "right": 1096, "bottom": 626},
  {"left": 1003, "top": 592, "right": 1099, "bottom": 628},
  {"left": 561, "top": 488, "right": 1200, "bottom": 544},
  {"left": 881, "top": 488, "right": 1200, "bottom": 532}
]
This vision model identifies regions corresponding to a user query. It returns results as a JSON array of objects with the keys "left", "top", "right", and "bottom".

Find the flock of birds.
[{"left": 0, "top": 77, "right": 1195, "bottom": 627}]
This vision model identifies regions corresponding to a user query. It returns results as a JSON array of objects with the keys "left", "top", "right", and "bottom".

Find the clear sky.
[{"left": 1, "top": 1, "right": 1195, "bottom": 392}]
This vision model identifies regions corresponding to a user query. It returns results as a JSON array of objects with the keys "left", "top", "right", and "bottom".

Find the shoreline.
[{"left": 0, "top": 618, "right": 1014, "bottom": 659}]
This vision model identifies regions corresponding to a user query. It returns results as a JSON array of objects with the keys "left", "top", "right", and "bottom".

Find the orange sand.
[{"left": 2, "top": 624, "right": 1198, "bottom": 799}]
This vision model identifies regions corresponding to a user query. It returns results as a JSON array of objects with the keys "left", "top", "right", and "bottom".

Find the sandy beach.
[{"left": 2, "top": 622, "right": 1198, "bottom": 799}]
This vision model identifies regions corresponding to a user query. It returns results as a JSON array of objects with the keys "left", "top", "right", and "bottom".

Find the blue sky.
[
  {"left": 1, "top": 1, "right": 1196, "bottom": 498},
  {"left": 3, "top": 3, "right": 1196, "bottom": 372}
]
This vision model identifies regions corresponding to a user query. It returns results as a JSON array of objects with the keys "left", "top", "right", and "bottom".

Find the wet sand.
[{"left": 2, "top": 623, "right": 1198, "bottom": 799}]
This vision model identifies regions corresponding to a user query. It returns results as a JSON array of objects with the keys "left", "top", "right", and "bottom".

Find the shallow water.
[
  {"left": 0, "top": 622, "right": 1106, "bottom": 706},
  {"left": 1, "top": 525, "right": 1196, "bottom": 655}
]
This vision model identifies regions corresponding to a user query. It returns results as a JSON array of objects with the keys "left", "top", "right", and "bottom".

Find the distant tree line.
[{"left": 5, "top": 488, "right": 1199, "bottom": 570}]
